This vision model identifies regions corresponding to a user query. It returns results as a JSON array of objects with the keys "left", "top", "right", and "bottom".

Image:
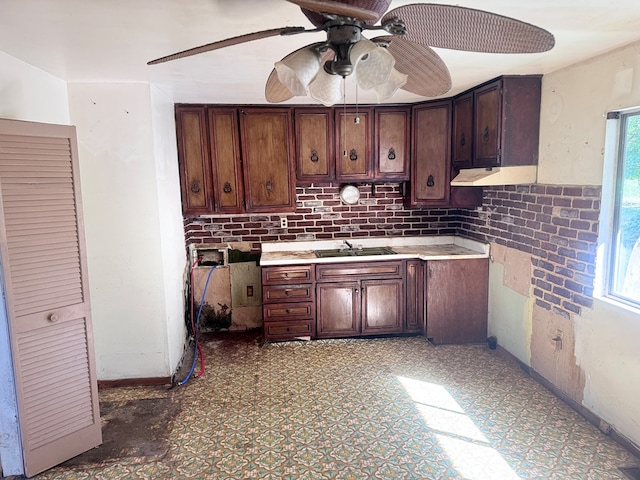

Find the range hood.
[{"left": 451, "top": 165, "right": 537, "bottom": 186}]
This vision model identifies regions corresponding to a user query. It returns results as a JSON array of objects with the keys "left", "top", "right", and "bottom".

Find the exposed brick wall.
[
  {"left": 457, "top": 184, "right": 602, "bottom": 318},
  {"left": 184, "top": 183, "right": 460, "bottom": 251},
  {"left": 183, "top": 182, "right": 602, "bottom": 318}
]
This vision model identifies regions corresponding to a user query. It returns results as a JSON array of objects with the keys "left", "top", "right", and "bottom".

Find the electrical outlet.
[
  {"left": 246, "top": 285, "right": 254, "bottom": 297},
  {"left": 280, "top": 217, "right": 288, "bottom": 228}
]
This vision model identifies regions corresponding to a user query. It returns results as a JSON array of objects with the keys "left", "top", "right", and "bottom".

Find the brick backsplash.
[
  {"left": 183, "top": 183, "right": 602, "bottom": 319},
  {"left": 184, "top": 183, "right": 460, "bottom": 250},
  {"left": 457, "top": 184, "right": 602, "bottom": 318}
]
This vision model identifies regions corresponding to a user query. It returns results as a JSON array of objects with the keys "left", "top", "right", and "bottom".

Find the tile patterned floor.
[{"left": 34, "top": 333, "right": 638, "bottom": 479}]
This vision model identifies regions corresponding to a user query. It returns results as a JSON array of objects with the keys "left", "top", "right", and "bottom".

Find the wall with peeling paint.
[{"left": 536, "top": 41, "right": 640, "bottom": 447}]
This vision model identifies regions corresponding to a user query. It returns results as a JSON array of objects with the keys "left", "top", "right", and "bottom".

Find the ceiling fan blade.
[
  {"left": 383, "top": 4, "right": 555, "bottom": 54},
  {"left": 373, "top": 36, "right": 451, "bottom": 97},
  {"left": 147, "top": 27, "right": 306, "bottom": 65},
  {"left": 286, "top": 0, "right": 390, "bottom": 22},
  {"left": 265, "top": 69, "right": 295, "bottom": 103}
]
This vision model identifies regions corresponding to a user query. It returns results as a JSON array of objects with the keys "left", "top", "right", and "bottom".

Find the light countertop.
[{"left": 260, "top": 236, "right": 490, "bottom": 266}]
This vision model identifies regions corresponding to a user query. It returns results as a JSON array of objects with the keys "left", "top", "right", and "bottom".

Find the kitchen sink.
[{"left": 314, "top": 247, "right": 396, "bottom": 258}]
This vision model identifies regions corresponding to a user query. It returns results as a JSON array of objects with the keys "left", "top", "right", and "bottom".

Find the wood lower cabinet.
[
  {"left": 262, "top": 265, "right": 315, "bottom": 342},
  {"left": 405, "top": 259, "right": 425, "bottom": 333},
  {"left": 425, "top": 258, "right": 489, "bottom": 344},
  {"left": 262, "top": 258, "right": 488, "bottom": 344},
  {"left": 316, "top": 282, "right": 360, "bottom": 337},
  {"left": 316, "top": 261, "right": 404, "bottom": 338}
]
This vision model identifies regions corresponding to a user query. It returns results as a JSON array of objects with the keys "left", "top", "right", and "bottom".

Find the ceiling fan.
[{"left": 148, "top": 0, "right": 554, "bottom": 105}]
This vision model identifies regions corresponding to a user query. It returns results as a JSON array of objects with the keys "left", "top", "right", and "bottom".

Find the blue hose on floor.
[{"left": 177, "top": 264, "right": 216, "bottom": 386}]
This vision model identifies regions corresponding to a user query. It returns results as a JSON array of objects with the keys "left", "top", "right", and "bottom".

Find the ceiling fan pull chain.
[{"left": 342, "top": 77, "right": 347, "bottom": 157}]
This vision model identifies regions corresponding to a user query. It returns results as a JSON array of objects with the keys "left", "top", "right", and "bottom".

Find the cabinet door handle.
[
  {"left": 354, "top": 288, "right": 359, "bottom": 293},
  {"left": 483, "top": 126, "right": 490, "bottom": 142},
  {"left": 223, "top": 181, "right": 232, "bottom": 193},
  {"left": 460, "top": 133, "right": 466, "bottom": 146},
  {"left": 387, "top": 148, "right": 396, "bottom": 160},
  {"left": 190, "top": 180, "right": 201, "bottom": 194},
  {"left": 266, "top": 181, "right": 273, "bottom": 191},
  {"left": 426, "top": 175, "right": 435, "bottom": 187},
  {"left": 310, "top": 150, "right": 319, "bottom": 162},
  {"left": 349, "top": 149, "right": 358, "bottom": 161}
]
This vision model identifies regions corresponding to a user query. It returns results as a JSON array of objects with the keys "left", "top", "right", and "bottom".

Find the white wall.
[
  {"left": 68, "top": 82, "right": 185, "bottom": 379},
  {"left": 0, "top": 51, "right": 70, "bottom": 124},
  {"left": 0, "top": 51, "right": 71, "bottom": 477},
  {"left": 150, "top": 85, "right": 188, "bottom": 375}
]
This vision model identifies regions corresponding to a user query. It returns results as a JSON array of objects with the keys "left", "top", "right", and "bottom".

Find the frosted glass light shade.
[
  {"left": 309, "top": 68, "right": 344, "bottom": 106},
  {"left": 275, "top": 46, "right": 321, "bottom": 96},
  {"left": 372, "top": 68, "right": 408, "bottom": 102},
  {"left": 352, "top": 40, "right": 394, "bottom": 90}
]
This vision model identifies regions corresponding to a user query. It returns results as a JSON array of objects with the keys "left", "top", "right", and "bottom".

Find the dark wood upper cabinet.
[
  {"left": 294, "top": 108, "right": 334, "bottom": 183},
  {"left": 461, "top": 75, "right": 542, "bottom": 168},
  {"left": 175, "top": 106, "right": 212, "bottom": 215},
  {"left": 335, "top": 107, "right": 373, "bottom": 182},
  {"left": 406, "top": 100, "right": 451, "bottom": 207},
  {"left": 239, "top": 108, "right": 296, "bottom": 212},
  {"left": 374, "top": 106, "right": 410, "bottom": 181},
  {"left": 207, "top": 108, "right": 243, "bottom": 213},
  {"left": 452, "top": 93, "right": 473, "bottom": 168}
]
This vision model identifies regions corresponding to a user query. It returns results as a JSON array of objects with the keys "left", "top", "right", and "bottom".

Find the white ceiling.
[{"left": 2, "top": 0, "right": 640, "bottom": 105}]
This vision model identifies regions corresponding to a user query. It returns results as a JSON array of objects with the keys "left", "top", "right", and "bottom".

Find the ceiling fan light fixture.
[
  {"left": 309, "top": 67, "right": 344, "bottom": 106},
  {"left": 371, "top": 67, "right": 408, "bottom": 102},
  {"left": 275, "top": 45, "right": 322, "bottom": 95},
  {"left": 352, "top": 39, "right": 395, "bottom": 90}
]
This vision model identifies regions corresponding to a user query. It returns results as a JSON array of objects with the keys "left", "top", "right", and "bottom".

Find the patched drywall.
[
  {"left": 492, "top": 243, "right": 532, "bottom": 296},
  {"left": 531, "top": 304, "right": 585, "bottom": 403},
  {"left": 487, "top": 245, "right": 533, "bottom": 365}
]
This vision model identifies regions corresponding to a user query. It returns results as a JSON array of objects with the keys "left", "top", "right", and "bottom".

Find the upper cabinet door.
[
  {"left": 294, "top": 108, "right": 334, "bottom": 184},
  {"left": 208, "top": 108, "right": 244, "bottom": 213},
  {"left": 175, "top": 106, "right": 213, "bottom": 214},
  {"left": 473, "top": 80, "right": 502, "bottom": 167},
  {"left": 408, "top": 101, "right": 452, "bottom": 206},
  {"left": 374, "top": 107, "right": 410, "bottom": 181},
  {"left": 335, "top": 108, "right": 373, "bottom": 182},
  {"left": 239, "top": 108, "right": 296, "bottom": 212},
  {"left": 452, "top": 93, "right": 473, "bottom": 168}
]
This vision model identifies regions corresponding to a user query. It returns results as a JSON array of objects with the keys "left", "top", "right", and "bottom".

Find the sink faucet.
[{"left": 343, "top": 240, "right": 353, "bottom": 250}]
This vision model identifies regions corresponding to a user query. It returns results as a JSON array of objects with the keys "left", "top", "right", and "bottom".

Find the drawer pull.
[
  {"left": 285, "top": 290, "right": 291, "bottom": 296},
  {"left": 310, "top": 150, "right": 319, "bottom": 162},
  {"left": 48, "top": 313, "right": 60, "bottom": 322}
]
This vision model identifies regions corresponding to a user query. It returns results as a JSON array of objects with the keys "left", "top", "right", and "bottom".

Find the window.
[{"left": 603, "top": 109, "right": 640, "bottom": 308}]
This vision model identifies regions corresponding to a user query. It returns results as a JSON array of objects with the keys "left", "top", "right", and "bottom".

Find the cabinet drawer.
[
  {"left": 263, "top": 302, "right": 313, "bottom": 321},
  {"left": 316, "top": 261, "right": 402, "bottom": 282},
  {"left": 262, "top": 265, "right": 313, "bottom": 285},
  {"left": 263, "top": 284, "right": 313, "bottom": 303},
  {"left": 264, "top": 320, "right": 315, "bottom": 340}
]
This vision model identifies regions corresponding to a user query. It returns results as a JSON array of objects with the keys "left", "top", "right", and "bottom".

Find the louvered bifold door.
[{"left": 0, "top": 118, "right": 101, "bottom": 477}]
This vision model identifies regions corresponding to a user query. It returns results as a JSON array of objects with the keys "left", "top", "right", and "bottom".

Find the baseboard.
[
  {"left": 495, "top": 345, "right": 640, "bottom": 460},
  {"left": 98, "top": 377, "right": 172, "bottom": 389}
]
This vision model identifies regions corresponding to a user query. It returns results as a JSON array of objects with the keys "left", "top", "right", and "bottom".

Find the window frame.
[{"left": 597, "top": 108, "right": 640, "bottom": 311}]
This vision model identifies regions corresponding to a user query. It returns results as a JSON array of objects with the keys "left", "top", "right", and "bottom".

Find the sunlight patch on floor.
[{"left": 397, "top": 375, "right": 522, "bottom": 480}]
